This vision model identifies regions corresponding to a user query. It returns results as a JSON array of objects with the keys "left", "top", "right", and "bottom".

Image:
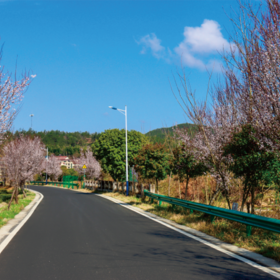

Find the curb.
[
  {"left": 99, "top": 194, "right": 280, "bottom": 275},
  {"left": 0, "top": 189, "right": 44, "bottom": 254}
]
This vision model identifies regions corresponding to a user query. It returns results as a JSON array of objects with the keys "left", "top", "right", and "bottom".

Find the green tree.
[
  {"left": 223, "top": 125, "right": 274, "bottom": 213},
  {"left": 134, "top": 143, "right": 171, "bottom": 193},
  {"left": 173, "top": 144, "right": 207, "bottom": 200},
  {"left": 59, "top": 166, "right": 79, "bottom": 180},
  {"left": 92, "top": 129, "right": 149, "bottom": 181}
]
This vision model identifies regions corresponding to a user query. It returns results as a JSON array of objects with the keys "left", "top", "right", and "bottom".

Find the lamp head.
[{"left": 108, "top": 106, "right": 117, "bottom": 110}]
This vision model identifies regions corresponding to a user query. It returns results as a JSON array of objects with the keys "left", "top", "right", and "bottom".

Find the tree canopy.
[
  {"left": 223, "top": 125, "right": 275, "bottom": 213},
  {"left": 134, "top": 143, "right": 171, "bottom": 193},
  {"left": 92, "top": 129, "right": 149, "bottom": 181}
]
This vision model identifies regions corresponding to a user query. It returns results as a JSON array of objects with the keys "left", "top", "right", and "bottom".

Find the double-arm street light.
[{"left": 109, "top": 105, "right": 129, "bottom": 196}]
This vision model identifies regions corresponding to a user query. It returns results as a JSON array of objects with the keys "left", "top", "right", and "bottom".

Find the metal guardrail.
[
  {"left": 30, "top": 181, "right": 79, "bottom": 189},
  {"left": 144, "top": 190, "right": 280, "bottom": 236}
]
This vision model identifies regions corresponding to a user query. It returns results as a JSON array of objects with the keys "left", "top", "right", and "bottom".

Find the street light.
[
  {"left": 41, "top": 147, "right": 48, "bottom": 184},
  {"left": 109, "top": 105, "right": 129, "bottom": 196},
  {"left": 29, "top": 114, "right": 34, "bottom": 129}
]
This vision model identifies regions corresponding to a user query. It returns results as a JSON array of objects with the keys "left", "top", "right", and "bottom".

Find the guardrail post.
[
  {"left": 246, "top": 225, "right": 252, "bottom": 237},
  {"left": 151, "top": 198, "right": 154, "bottom": 203},
  {"left": 211, "top": 215, "right": 215, "bottom": 223},
  {"left": 190, "top": 209, "right": 193, "bottom": 214},
  {"left": 159, "top": 200, "right": 162, "bottom": 206}
]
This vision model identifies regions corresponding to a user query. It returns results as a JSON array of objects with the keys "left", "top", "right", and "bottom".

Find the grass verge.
[
  {"left": 0, "top": 189, "right": 36, "bottom": 229},
  {"left": 103, "top": 192, "right": 280, "bottom": 263}
]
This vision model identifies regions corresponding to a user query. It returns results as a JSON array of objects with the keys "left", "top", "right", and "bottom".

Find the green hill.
[
  {"left": 13, "top": 129, "right": 100, "bottom": 157},
  {"left": 146, "top": 123, "right": 198, "bottom": 143},
  {"left": 11, "top": 123, "right": 196, "bottom": 156}
]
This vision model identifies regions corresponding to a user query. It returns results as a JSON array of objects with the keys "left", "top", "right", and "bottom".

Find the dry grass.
[{"left": 103, "top": 191, "right": 280, "bottom": 263}]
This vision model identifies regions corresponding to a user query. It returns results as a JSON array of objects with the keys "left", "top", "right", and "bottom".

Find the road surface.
[{"left": 0, "top": 186, "right": 277, "bottom": 279}]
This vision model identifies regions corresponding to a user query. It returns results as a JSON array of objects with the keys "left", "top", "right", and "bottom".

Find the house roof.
[{"left": 56, "top": 156, "right": 69, "bottom": 161}]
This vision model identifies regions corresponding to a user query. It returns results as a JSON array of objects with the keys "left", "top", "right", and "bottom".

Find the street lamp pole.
[
  {"left": 29, "top": 114, "right": 34, "bottom": 129},
  {"left": 125, "top": 105, "right": 128, "bottom": 196},
  {"left": 109, "top": 105, "right": 129, "bottom": 196}
]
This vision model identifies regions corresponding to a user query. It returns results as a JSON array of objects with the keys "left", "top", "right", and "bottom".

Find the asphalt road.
[{"left": 0, "top": 186, "right": 277, "bottom": 280}]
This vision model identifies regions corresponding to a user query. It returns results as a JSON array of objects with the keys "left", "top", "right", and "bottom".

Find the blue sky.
[{"left": 0, "top": 0, "right": 241, "bottom": 133}]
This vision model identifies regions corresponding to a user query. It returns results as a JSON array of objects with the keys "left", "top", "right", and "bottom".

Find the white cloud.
[
  {"left": 137, "top": 33, "right": 165, "bottom": 59},
  {"left": 181, "top": 19, "right": 231, "bottom": 54},
  {"left": 138, "top": 19, "right": 233, "bottom": 71}
]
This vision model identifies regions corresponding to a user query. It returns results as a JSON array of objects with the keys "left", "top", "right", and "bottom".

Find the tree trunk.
[
  {"left": 205, "top": 176, "right": 209, "bottom": 204},
  {"left": 15, "top": 186, "right": 19, "bottom": 204},
  {"left": 184, "top": 175, "right": 189, "bottom": 200},
  {"left": 178, "top": 178, "right": 181, "bottom": 199},
  {"left": 8, "top": 187, "right": 16, "bottom": 210},
  {"left": 156, "top": 179, "right": 159, "bottom": 194},
  {"left": 209, "top": 187, "right": 221, "bottom": 205},
  {"left": 241, "top": 182, "right": 250, "bottom": 212},
  {"left": 20, "top": 183, "right": 26, "bottom": 198},
  {"left": 225, "top": 190, "right": 231, "bottom": 209},
  {"left": 251, "top": 184, "right": 255, "bottom": 214},
  {"left": 168, "top": 172, "right": 172, "bottom": 196}
]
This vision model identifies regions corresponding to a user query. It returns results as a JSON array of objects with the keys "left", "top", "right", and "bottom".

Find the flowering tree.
[
  {"left": 0, "top": 47, "right": 34, "bottom": 139},
  {"left": 220, "top": 0, "right": 280, "bottom": 151},
  {"left": 172, "top": 72, "right": 236, "bottom": 208},
  {"left": 75, "top": 147, "right": 101, "bottom": 179},
  {"left": 172, "top": 0, "right": 280, "bottom": 210},
  {"left": 41, "top": 155, "right": 62, "bottom": 181},
  {"left": 3, "top": 135, "right": 45, "bottom": 209}
]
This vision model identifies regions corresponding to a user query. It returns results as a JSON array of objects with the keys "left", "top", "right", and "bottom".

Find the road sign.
[{"left": 82, "top": 165, "right": 87, "bottom": 169}]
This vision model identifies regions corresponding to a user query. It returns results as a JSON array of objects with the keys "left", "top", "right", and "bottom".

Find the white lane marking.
[
  {"left": 98, "top": 194, "right": 280, "bottom": 279},
  {"left": 0, "top": 190, "right": 44, "bottom": 255}
]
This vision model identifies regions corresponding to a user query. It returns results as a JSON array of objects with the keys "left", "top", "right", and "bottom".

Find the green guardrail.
[
  {"left": 30, "top": 181, "right": 79, "bottom": 189},
  {"left": 144, "top": 190, "right": 280, "bottom": 237}
]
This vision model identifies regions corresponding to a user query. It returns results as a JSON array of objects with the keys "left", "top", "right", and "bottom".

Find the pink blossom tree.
[
  {"left": 75, "top": 147, "right": 101, "bottom": 179},
  {"left": 41, "top": 155, "right": 62, "bottom": 181},
  {"left": 174, "top": 104, "right": 234, "bottom": 208},
  {"left": 0, "top": 47, "right": 34, "bottom": 139},
  {"left": 3, "top": 135, "right": 45, "bottom": 209},
  {"left": 219, "top": 0, "right": 280, "bottom": 151},
  {"left": 172, "top": 0, "right": 280, "bottom": 208}
]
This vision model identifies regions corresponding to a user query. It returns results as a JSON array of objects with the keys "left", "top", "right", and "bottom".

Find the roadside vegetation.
[{"left": 0, "top": 187, "right": 35, "bottom": 229}]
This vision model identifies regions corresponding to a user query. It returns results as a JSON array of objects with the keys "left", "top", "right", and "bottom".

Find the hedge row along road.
[{"left": 0, "top": 186, "right": 278, "bottom": 280}]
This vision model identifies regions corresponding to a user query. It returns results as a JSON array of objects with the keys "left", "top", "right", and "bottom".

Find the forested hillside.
[
  {"left": 10, "top": 123, "right": 195, "bottom": 156},
  {"left": 13, "top": 130, "right": 100, "bottom": 157},
  {"left": 145, "top": 123, "right": 198, "bottom": 143}
]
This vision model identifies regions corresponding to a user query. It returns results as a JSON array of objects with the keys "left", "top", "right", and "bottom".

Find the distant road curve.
[{"left": 0, "top": 186, "right": 278, "bottom": 280}]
